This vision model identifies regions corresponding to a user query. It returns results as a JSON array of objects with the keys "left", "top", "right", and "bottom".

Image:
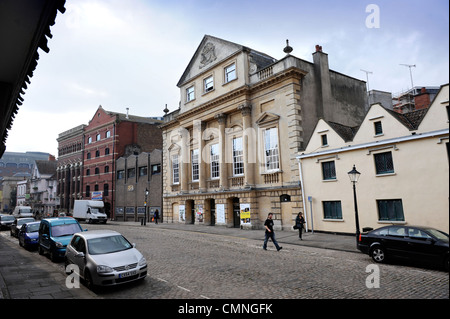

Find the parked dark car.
[
  {"left": 0, "top": 214, "right": 15, "bottom": 230},
  {"left": 10, "top": 217, "right": 35, "bottom": 238},
  {"left": 358, "top": 225, "right": 449, "bottom": 271},
  {"left": 18, "top": 221, "right": 41, "bottom": 249}
]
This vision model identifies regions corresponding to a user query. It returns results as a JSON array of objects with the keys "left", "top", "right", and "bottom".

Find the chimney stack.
[{"left": 126, "top": 107, "right": 129, "bottom": 119}]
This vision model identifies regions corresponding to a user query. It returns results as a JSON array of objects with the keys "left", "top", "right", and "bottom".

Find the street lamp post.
[
  {"left": 348, "top": 165, "right": 361, "bottom": 243},
  {"left": 144, "top": 187, "right": 149, "bottom": 225}
]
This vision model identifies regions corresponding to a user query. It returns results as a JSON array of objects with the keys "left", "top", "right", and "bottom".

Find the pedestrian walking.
[
  {"left": 154, "top": 210, "right": 159, "bottom": 224},
  {"left": 263, "top": 213, "right": 282, "bottom": 251},
  {"left": 295, "top": 212, "right": 305, "bottom": 240}
]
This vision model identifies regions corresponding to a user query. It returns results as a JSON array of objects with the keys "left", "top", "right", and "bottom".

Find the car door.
[
  {"left": 384, "top": 226, "right": 410, "bottom": 258},
  {"left": 39, "top": 222, "right": 51, "bottom": 250},
  {"left": 406, "top": 227, "right": 441, "bottom": 263},
  {"left": 70, "top": 235, "right": 87, "bottom": 277}
]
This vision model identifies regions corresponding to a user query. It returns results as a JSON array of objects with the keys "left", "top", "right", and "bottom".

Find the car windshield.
[
  {"left": 18, "top": 218, "right": 34, "bottom": 225},
  {"left": 27, "top": 224, "right": 40, "bottom": 233},
  {"left": 425, "top": 228, "right": 449, "bottom": 242},
  {"left": 20, "top": 208, "right": 31, "bottom": 214},
  {"left": 51, "top": 223, "right": 82, "bottom": 237},
  {"left": 2, "top": 216, "right": 14, "bottom": 221},
  {"left": 90, "top": 208, "right": 103, "bottom": 214},
  {"left": 87, "top": 235, "right": 132, "bottom": 255}
]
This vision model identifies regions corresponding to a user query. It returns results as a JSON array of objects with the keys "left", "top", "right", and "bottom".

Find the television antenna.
[
  {"left": 360, "top": 69, "right": 373, "bottom": 92},
  {"left": 399, "top": 64, "right": 416, "bottom": 89}
]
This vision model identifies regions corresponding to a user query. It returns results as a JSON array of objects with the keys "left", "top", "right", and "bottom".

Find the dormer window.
[{"left": 204, "top": 76, "right": 214, "bottom": 93}]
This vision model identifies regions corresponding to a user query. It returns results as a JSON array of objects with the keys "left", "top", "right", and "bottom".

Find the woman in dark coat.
[{"left": 295, "top": 212, "right": 305, "bottom": 240}]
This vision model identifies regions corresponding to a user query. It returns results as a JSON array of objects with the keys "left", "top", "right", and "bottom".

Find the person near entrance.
[
  {"left": 154, "top": 210, "right": 159, "bottom": 224},
  {"left": 295, "top": 212, "right": 305, "bottom": 240},
  {"left": 263, "top": 213, "right": 282, "bottom": 251}
]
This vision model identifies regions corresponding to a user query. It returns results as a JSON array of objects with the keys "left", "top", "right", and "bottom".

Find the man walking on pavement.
[{"left": 263, "top": 213, "right": 282, "bottom": 251}]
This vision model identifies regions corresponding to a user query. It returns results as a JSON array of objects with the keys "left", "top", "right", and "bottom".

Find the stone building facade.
[
  {"left": 115, "top": 149, "right": 162, "bottom": 222},
  {"left": 161, "top": 35, "right": 368, "bottom": 230}
]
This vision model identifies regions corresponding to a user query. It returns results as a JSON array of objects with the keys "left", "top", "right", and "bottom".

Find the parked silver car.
[{"left": 65, "top": 230, "right": 147, "bottom": 288}]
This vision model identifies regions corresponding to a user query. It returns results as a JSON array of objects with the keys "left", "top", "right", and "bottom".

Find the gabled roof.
[
  {"left": 88, "top": 105, "right": 162, "bottom": 126},
  {"left": 35, "top": 160, "right": 57, "bottom": 177},
  {"left": 327, "top": 121, "right": 359, "bottom": 142},
  {"left": 384, "top": 107, "right": 428, "bottom": 130},
  {"left": 176, "top": 35, "right": 276, "bottom": 87}
]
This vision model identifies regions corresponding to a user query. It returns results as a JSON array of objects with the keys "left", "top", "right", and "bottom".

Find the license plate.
[{"left": 119, "top": 270, "right": 137, "bottom": 278}]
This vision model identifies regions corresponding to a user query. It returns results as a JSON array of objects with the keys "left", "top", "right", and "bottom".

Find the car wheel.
[
  {"left": 371, "top": 246, "right": 386, "bottom": 263},
  {"left": 84, "top": 270, "right": 94, "bottom": 290},
  {"left": 444, "top": 256, "right": 449, "bottom": 272},
  {"left": 38, "top": 245, "right": 44, "bottom": 255}
]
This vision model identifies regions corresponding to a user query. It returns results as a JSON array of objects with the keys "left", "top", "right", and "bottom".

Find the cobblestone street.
[{"left": 1, "top": 222, "right": 448, "bottom": 301}]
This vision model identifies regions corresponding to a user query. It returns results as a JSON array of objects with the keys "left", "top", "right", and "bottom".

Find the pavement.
[{"left": 0, "top": 221, "right": 357, "bottom": 299}]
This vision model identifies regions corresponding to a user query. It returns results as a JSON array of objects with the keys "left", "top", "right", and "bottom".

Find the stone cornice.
[{"left": 160, "top": 66, "right": 307, "bottom": 131}]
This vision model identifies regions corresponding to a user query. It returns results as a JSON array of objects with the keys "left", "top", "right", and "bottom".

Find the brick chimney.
[{"left": 414, "top": 87, "right": 431, "bottom": 110}]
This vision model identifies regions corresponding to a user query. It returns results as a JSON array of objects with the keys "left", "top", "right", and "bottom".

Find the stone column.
[
  {"left": 194, "top": 120, "right": 207, "bottom": 192},
  {"left": 238, "top": 103, "right": 254, "bottom": 187},
  {"left": 179, "top": 127, "right": 189, "bottom": 193},
  {"left": 214, "top": 113, "right": 228, "bottom": 190}
]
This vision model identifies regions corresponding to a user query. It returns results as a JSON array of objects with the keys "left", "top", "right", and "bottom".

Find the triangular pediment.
[
  {"left": 177, "top": 35, "right": 245, "bottom": 87},
  {"left": 256, "top": 112, "right": 280, "bottom": 126}
]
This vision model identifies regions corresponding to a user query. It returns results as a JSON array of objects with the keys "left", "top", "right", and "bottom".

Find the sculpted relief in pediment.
[{"left": 199, "top": 42, "right": 217, "bottom": 69}]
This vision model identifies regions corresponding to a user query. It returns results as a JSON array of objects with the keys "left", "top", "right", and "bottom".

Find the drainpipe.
[{"left": 297, "top": 158, "right": 309, "bottom": 233}]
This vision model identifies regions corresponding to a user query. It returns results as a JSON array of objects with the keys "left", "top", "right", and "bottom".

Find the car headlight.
[
  {"left": 138, "top": 257, "right": 147, "bottom": 267},
  {"left": 97, "top": 265, "right": 114, "bottom": 273},
  {"left": 55, "top": 241, "right": 64, "bottom": 248}
]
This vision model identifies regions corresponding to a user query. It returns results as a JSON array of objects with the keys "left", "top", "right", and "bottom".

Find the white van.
[
  {"left": 73, "top": 200, "right": 107, "bottom": 224},
  {"left": 13, "top": 206, "right": 33, "bottom": 218}
]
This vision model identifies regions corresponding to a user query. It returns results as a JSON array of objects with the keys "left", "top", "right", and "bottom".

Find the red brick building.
[
  {"left": 56, "top": 124, "right": 85, "bottom": 212},
  {"left": 57, "top": 106, "right": 162, "bottom": 217},
  {"left": 82, "top": 106, "right": 162, "bottom": 218}
]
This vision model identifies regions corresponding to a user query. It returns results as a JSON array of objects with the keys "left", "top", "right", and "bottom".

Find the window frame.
[
  {"left": 323, "top": 201, "right": 343, "bottom": 220},
  {"left": 172, "top": 154, "right": 180, "bottom": 185},
  {"left": 186, "top": 86, "right": 195, "bottom": 102},
  {"left": 204, "top": 75, "right": 214, "bottom": 93},
  {"left": 232, "top": 137, "right": 244, "bottom": 176},
  {"left": 210, "top": 143, "right": 220, "bottom": 179},
  {"left": 224, "top": 63, "right": 236, "bottom": 83},
  {"left": 263, "top": 127, "right": 280, "bottom": 172},
  {"left": 321, "top": 160, "right": 336, "bottom": 180},
  {"left": 377, "top": 199, "right": 405, "bottom": 221},
  {"left": 191, "top": 149, "right": 199, "bottom": 181},
  {"left": 374, "top": 121, "right": 383, "bottom": 136},
  {"left": 374, "top": 151, "right": 394, "bottom": 175}
]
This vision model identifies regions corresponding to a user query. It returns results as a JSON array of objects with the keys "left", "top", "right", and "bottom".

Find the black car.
[{"left": 357, "top": 225, "right": 449, "bottom": 271}]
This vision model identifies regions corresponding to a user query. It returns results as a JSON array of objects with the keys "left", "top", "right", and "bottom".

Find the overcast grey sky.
[{"left": 5, "top": 0, "right": 449, "bottom": 155}]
